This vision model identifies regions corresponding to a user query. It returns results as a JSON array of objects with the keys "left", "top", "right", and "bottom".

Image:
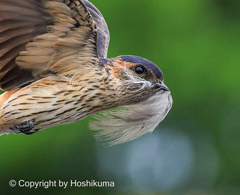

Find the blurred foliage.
[{"left": 1, "top": 0, "right": 240, "bottom": 194}]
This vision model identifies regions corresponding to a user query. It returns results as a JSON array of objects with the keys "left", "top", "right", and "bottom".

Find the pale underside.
[{"left": 90, "top": 91, "right": 172, "bottom": 145}]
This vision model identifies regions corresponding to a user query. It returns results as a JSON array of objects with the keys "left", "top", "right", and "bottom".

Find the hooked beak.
[{"left": 155, "top": 82, "right": 169, "bottom": 91}]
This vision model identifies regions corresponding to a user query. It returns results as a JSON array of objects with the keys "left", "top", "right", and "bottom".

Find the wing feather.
[
  {"left": 0, "top": 0, "right": 110, "bottom": 91},
  {"left": 82, "top": 0, "right": 110, "bottom": 59}
]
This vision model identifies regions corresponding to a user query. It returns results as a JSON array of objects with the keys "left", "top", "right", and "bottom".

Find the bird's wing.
[{"left": 0, "top": 0, "right": 110, "bottom": 91}]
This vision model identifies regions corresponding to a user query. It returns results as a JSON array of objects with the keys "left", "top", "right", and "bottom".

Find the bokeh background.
[{"left": 1, "top": 0, "right": 240, "bottom": 194}]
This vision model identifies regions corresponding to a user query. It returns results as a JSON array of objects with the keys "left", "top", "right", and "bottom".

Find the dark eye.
[{"left": 134, "top": 65, "right": 145, "bottom": 74}]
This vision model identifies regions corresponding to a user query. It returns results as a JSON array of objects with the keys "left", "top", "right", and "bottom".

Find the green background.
[{"left": 1, "top": 0, "right": 240, "bottom": 194}]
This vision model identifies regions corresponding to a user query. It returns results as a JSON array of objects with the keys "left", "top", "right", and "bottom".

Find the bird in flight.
[{"left": 0, "top": 0, "right": 172, "bottom": 145}]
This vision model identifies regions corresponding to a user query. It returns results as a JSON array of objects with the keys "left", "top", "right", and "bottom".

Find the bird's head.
[
  {"left": 108, "top": 55, "right": 169, "bottom": 103},
  {"left": 90, "top": 55, "right": 173, "bottom": 145}
]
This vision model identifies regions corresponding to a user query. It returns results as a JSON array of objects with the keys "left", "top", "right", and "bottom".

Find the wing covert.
[
  {"left": 0, "top": 0, "right": 110, "bottom": 91},
  {"left": 82, "top": 0, "right": 110, "bottom": 59}
]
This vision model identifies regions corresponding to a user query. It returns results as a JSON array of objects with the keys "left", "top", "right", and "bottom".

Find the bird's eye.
[{"left": 134, "top": 65, "right": 145, "bottom": 74}]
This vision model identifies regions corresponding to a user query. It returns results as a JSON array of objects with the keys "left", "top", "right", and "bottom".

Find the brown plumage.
[{"left": 0, "top": 0, "right": 172, "bottom": 145}]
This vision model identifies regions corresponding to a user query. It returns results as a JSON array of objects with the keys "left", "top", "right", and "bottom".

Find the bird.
[{"left": 0, "top": 0, "right": 172, "bottom": 145}]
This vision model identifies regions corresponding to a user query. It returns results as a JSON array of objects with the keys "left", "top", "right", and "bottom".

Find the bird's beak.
[{"left": 155, "top": 82, "right": 169, "bottom": 91}]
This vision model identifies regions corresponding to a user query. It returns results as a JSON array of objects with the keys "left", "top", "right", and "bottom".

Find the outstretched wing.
[
  {"left": 82, "top": 0, "right": 110, "bottom": 59},
  {"left": 0, "top": 0, "right": 110, "bottom": 91}
]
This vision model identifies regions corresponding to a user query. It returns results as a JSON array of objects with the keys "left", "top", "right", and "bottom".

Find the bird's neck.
[{"left": 71, "top": 66, "right": 155, "bottom": 118}]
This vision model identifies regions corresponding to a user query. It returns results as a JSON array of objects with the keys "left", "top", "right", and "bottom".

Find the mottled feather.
[{"left": 0, "top": 0, "right": 110, "bottom": 91}]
